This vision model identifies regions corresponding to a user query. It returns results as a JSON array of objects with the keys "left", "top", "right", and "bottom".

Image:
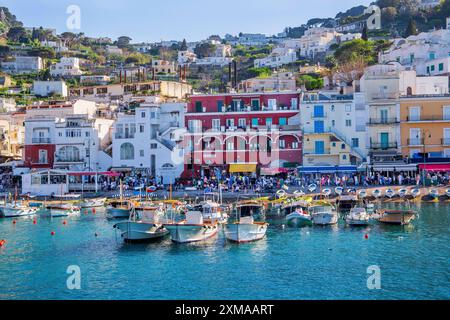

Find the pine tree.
[
  {"left": 361, "top": 25, "right": 368, "bottom": 41},
  {"left": 405, "top": 19, "right": 418, "bottom": 37},
  {"left": 180, "top": 39, "right": 187, "bottom": 51}
]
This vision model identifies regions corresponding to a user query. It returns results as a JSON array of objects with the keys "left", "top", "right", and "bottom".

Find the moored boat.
[
  {"left": 310, "top": 202, "right": 338, "bottom": 225},
  {"left": 429, "top": 188, "right": 439, "bottom": 199},
  {"left": 398, "top": 188, "right": 408, "bottom": 198},
  {"left": 0, "top": 203, "right": 37, "bottom": 218},
  {"left": 224, "top": 216, "right": 268, "bottom": 243},
  {"left": 114, "top": 207, "right": 168, "bottom": 242},
  {"left": 358, "top": 189, "right": 367, "bottom": 199},
  {"left": 106, "top": 200, "right": 132, "bottom": 218},
  {"left": 376, "top": 209, "right": 416, "bottom": 225},
  {"left": 322, "top": 188, "right": 331, "bottom": 197},
  {"left": 411, "top": 188, "right": 421, "bottom": 198},
  {"left": 80, "top": 198, "right": 106, "bottom": 209},
  {"left": 385, "top": 188, "right": 395, "bottom": 198},
  {"left": 286, "top": 207, "right": 312, "bottom": 227},
  {"left": 346, "top": 207, "right": 370, "bottom": 226},
  {"left": 164, "top": 211, "right": 218, "bottom": 243},
  {"left": 372, "top": 189, "right": 382, "bottom": 198},
  {"left": 43, "top": 204, "right": 80, "bottom": 217},
  {"left": 307, "top": 184, "right": 317, "bottom": 193},
  {"left": 335, "top": 187, "right": 344, "bottom": 196},
  {"left": 446, "top": 189, "right": 450, "bottom": 198}
]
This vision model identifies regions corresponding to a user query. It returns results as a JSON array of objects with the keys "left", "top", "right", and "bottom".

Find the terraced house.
[
  {"left": 183, "top": 92, "right": 302, "bottom": 179},
  {"left": 400, "top": 94, "right": 450, "bottom": 171}
]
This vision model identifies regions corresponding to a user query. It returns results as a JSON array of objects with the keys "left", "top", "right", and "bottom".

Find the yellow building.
[{"left": 400, "top": 95, "right": 450, "bottom": 160}]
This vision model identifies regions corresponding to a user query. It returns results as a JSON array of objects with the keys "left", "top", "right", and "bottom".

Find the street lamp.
[{"left": 417, "top": 129, "right": 432, "bottom": 187}]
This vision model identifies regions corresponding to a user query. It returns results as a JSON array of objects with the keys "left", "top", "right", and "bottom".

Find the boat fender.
[
  {"left": 50, "top": 231, "right": 55, "bottom": 236},
  {"left": 63, "top": 220, "right": 67, "bottom": 225},
  {"left": 12, "top": 220, "right": 16, "bottom": 225},
  {"left": 92, "top": 208, "right": 96, "bottom": 214},
  {"left": 0, "top": 239, "right": 6, "bottom": 247},
  {"left": 365, "top": 234, "right": 369, "bottom": 239}
]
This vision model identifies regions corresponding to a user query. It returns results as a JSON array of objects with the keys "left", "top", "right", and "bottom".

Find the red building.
[{"left": 182, "top": 92, "right": 302, "bottom": 179}]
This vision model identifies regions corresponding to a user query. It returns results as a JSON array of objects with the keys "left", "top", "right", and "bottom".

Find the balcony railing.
[
  {"left": 407, "top": 138, "right": 424, "bottom": 146},
  {"left": 303, "top": 149, "right": 331, "bottom": 155},
  {"left": 371, "top": 93, "right": 399, "bottom": 100},
  {"left": 311, "top": 113, "right": 327, "bottom": 118},
  {"left": 115, "top": 133, "right": 135, "bottom": 139},
  {"left": 32, "top": 138, "right": 51, "bottom": 144},
  {"left": 55, "top": 158, "right": 84, "bottom": 163},
  {"left": 370, "top": 142, "right": 398, "bottom": 150},
  {"left": 406, "top": 115, "right": 449, "bottom": 121},
  {"left": 367, "top": 118, "right": 399, "bottom": 125}
]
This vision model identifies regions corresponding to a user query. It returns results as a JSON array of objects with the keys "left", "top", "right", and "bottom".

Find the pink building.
[{"left": 182, "top": 92, "right": 302, "bottom": 179}]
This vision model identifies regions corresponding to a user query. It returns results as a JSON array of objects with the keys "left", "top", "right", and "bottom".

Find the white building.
[
  {"left": 50, "top": 57, "right": 83, "bottom": 77},
  {"left": 32, "top": 80, "right": 68, "bottom": 97},
  {"left": 254, "top": 47, "right": 297, "bottom": 68},
  {"left": 284, "top": 27, "right": 341, "bottom": 59},
  {"left": 1, "top": 56, "right": 44, "bottom": 74},
  {"left": 40, "top": 40, "right": 68, "bottom": 53},
  {"left": 195, "top": 56, "right": 233, "bottom": 67},
  {"left": 106, "top": 45, "right": 123, "bottom": 55},
  {"left": 112, "top": 102, "right": 186, "bottom": 183},
  {"left": 339, "top": 33, "right": 362, "bottom": 43},
  {"left": 151, "top": 59, "right": 177, "bottom": 74},
  {"left": 80, "top": 75, "right": 111, "bottom": 85},
  {"left": 299, "top": 91, "right": 367, "bottom": 169},
  {"left": 379, "top": 29, "right": 450, "bottom": 73},
  {"left": 178, "top": 50, "right": 197, "bottom": 66},
  {"left": 0, "top": 97, "right": 16, "bottom": 112}
]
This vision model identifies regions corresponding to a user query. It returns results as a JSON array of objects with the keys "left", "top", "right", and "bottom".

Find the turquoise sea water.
[{"left": 0, "top": 203, "right": 448, "bottom": 300}]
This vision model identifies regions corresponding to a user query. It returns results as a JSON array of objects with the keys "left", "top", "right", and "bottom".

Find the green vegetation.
[
  {"left": 247, "top": 67, "right": 272, "bottom": 78},
  {"left": 297, "top": 74, "right": 324, "bottom": 90}
]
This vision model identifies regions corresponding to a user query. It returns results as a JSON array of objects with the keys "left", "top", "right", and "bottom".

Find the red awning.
[
  {"left": 260, "top": 167, "right": 290, "bottom": 175},
  {"left": 68, "top": 171, "right": 121, "bottom": 177},
  {"left": 418, "top": 164, "right": 450, "bottom": 172}
]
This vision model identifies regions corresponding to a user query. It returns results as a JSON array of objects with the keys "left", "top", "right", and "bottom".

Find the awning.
[
  {"left": 371, "top": 164, "right": 417, "bottom": 172},
  {"left": 110, "top": 167, "right": 133, "bottom": 172},
  {"left": 68, "top": 171, "right": 121, "bottom": 177},
  {"left": 260, "top": 167, "right": 290, "bottom": 175},
  {"left": 418, "top": 164, "right": 450, "bottom": 172},
  {"left": 229, "top": 163, "right": 257, "bottom": 173},
  {"left": 297, "top": 166, "right": 357, "bottom": 173}
]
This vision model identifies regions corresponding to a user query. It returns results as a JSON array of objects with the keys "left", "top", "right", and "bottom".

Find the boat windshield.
[
  {"left": 310, "top": 206, "right": 331, "bottom": 213},
  {"left": 238, "top": 205, "right": 261, "bottom": 217}
]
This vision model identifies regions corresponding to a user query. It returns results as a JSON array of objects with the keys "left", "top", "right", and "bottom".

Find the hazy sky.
[{"left": 3, "top": 0, "right": 373, "bottom": 42}]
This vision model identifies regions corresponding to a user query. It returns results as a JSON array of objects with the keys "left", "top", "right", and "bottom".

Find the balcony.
[
  {"left": 311, "top": 112, "right": 327, "bottom": 118},
  {"left": 407, "top": 138, "right": 424, "bottom": 146},
  {"left": 367, "top": 118, "right": 399, "bottom": 125},
  {"left": 370, "top": 142, "right": 398, "bottom": 150},
  {"left": 55, "top": 158, "right": 84, "bottom": 163},
  {"left": 114, "top": 133, "right": 135, "bottom": 139},
  {"left": 371, "top": 92, "right": 399, "bottom": 100},
  {"left": 303, "top": 149, "right": 331, "bottom": 155},
  {"left": 406, "top": 115, "right": 450, "bottom": 122},
  {"left": 32, "top": 138, "right": 51, "bottom": 144}
]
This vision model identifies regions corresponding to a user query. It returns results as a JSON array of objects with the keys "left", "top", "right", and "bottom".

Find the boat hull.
[
  {"left": 164, "top": 224, "right": 218, "bottom": 243},
  {"left": 114, "top": 221, "right": 169, "bottom": 241},
  {"left": 42, "top": 207, "right": 79, "bottom": 217},
  {"left": 312, "top": 213, "right": 338, "bottom": 225},
  {"left": 106, "top": 207, "right": 130, "bottom": 219},
  {"left": 377, "top": 210, "right": 416, "bottom": 225},
  {"left": 286, "top": 214, "right": 312, "bottom": 227},
  {"left": 224, "top": 223, "right": 268, "bottom": 243},
  {"left": 346, "top": 218, "right": 370, "bottom": 226},
  {"left": 0, "top": 206, "right": 36, "bottom": 218}
]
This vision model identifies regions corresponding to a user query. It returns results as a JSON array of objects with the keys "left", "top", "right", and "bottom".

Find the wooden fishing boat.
[
  {"left": 44, "top": 204, "right": 80, "bottom": 217},
  {"left": 164, "top": 211, "right": 219, "bottom": 243},
  {"left": 106, "top": 180, "right": 132, "bottom": 218},
  {"left": 286, "top": 207, "right": 312, "bottom": 227},
  {"left": 80, "top": 197, "right": 106, "bottom": 209},
  {"left": 376, "top": 209, "right": 416, "bottom": 225}
]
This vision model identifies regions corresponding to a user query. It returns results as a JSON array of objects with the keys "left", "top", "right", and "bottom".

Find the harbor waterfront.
[{"left": 0, "top": 201, "right": 448, "bottom": 300}]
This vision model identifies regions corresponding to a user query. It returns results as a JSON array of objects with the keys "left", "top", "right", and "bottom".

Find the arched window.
[
  {"left": 162, "top": 163, "right": 174, "bottom": 168},
  {"left": 407, "top": 87, "right": 413, "bottom": 96},
  {"left": 120, "top": 143, "right": 134, "bottom": 160},
  {"left": 58, "top": 146, "right": 80, "bottom": 161}
]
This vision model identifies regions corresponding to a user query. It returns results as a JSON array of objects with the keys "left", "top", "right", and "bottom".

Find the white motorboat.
[
  {"left": 398, "top": 188, "right": 408, "bottom": 198},
  {"left": 43, "top": 204, "right": 80, "bottom": 217},
  {"left": 164, "top": 211, "right": 219, "bottom": 243},
  {"left": 293, "top": 190, "right": 305, "bottom": 197},
  {"left": 310, "top": 202, "right": 338, "bottom": 225},
  {"left": 322, "top": 188, "right": 331, "bottom": 197},
  {"left": 114, "top": 207, "right": 168, "bottom": 242},
  {"left": 334, "top": 187, "right": 344, "bottom": 196},
  {"left": 346, "top": 207, "right": 370, "bottom": 226},
  {"left": 446, "top": 189, "right": 450, "bottom": 198},
  {"left": 429, "top": 188, "right": 439, "bottom": 199},
  {"left": 307, "top": 184, "right": 317, "bottom": 193},
  {"left": 80, "top": 198, "right": 106, "bottom": 209},
  {"left": 372, "top": 189, "right": 382, "bottom": 198},
  {"left": 358, "top": 189, "right": 367, "bottom": 199},
  {"left": 224, "top": 216, "right": 268, "bottom": 243},
  {"left": 385, "top": 188, "right": 395, "bottom": 199},
  {"left": 286, "top": 208, "right": 312, "bottom": 227},
  {"left": 0, "top": 203, "right": 37, "bottom": 218},
  {"left": 411, "top": 188, "right": 421, "bottom": 198}
]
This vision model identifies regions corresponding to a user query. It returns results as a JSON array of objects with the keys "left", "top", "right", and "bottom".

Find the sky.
[{"left": 2, "top": 0, "right": 374, "bottom": 42}]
